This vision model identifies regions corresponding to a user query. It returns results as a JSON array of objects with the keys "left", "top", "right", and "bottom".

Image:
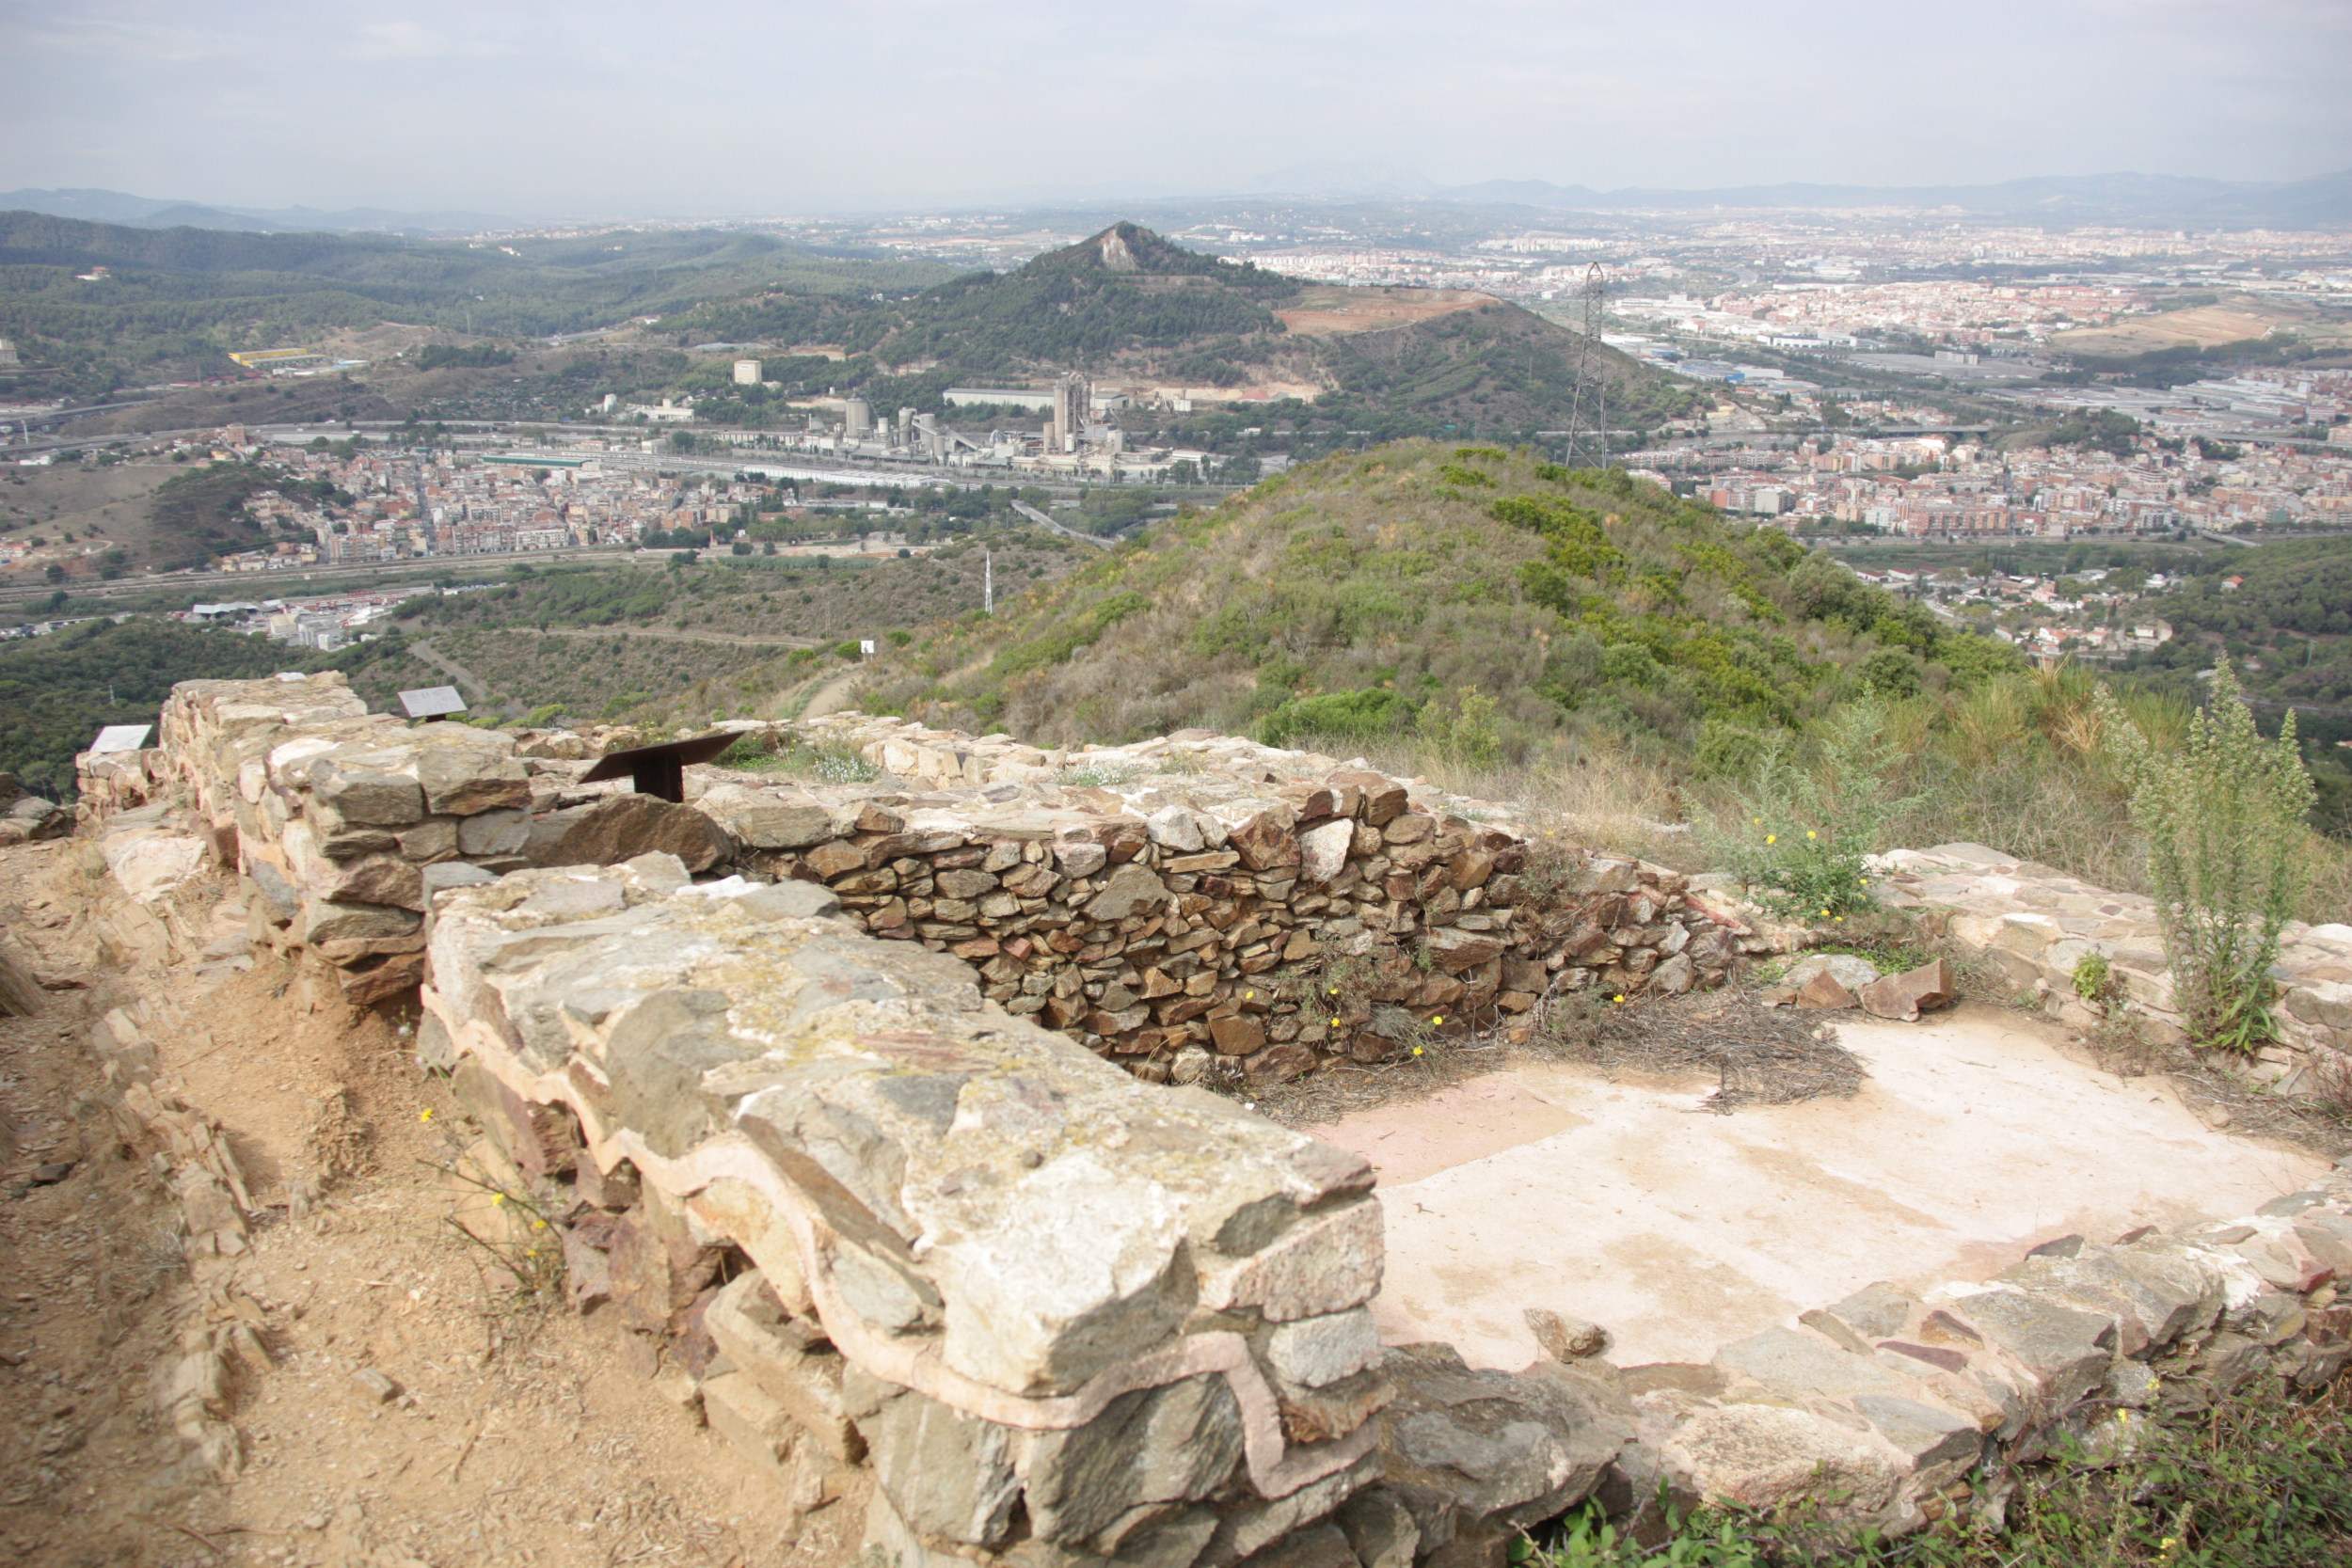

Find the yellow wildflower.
[
  {"left": 1431, "top": 1014, "right": 1444, "bottom": 1025},
  {"left": 419, "top": 1108, "right": 434, "bottom": 1122},
  {"left": 490, "top": 1192, "right": 506, "bottom": 1207},
  {"left": 1806, "top": 830, "right": 1818, "bottom": 841},
  {"left": 1612, "top": 993, "right": 1625, "bottom": 1005},
  {"left": 1329, "top": 1017, "right": 1341, "bottom": 1027},
  {"left": 1410, "top": 1045, "right": 1424, "bottom": 1057},
  {"left": 1765, "top": 833, "right": 1777, "bottom": 845}
]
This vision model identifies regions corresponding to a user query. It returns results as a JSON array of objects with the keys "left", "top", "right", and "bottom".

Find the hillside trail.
[
  {"left": 0, "top": 836, "right": 861, "bottom": 1568},
  {"left": 798, "top": 666, "right": 865, "bottom": 720},
  {"left": 400, "top": 639, "right": 495, "bottom": 710}
]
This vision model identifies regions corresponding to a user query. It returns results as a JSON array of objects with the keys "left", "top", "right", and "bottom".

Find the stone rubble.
[{"left": 0, "top": 770, "right": 72, "bottom": 846}]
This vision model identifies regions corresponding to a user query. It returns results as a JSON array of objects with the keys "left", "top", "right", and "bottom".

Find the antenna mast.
[{"left": 1564, "top": 262, "right": 1609, "bottom": 468}]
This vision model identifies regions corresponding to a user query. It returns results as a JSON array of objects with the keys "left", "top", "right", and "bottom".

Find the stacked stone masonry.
[
  {"left": 102, "top": 674, "right": 730, "bottom": 1006},
  {"left": 63, "top": 678, "right": 2352, "bottom": 1567},
  {"left": 686, "top": 715, "right": 1741, "bottom": 1083},
  {"left": 1876, "top": 844, "right": 2352, "bottom": 1088},
  {"left": 422, "top": 855, "right": 1390, "bottom": 1566}
]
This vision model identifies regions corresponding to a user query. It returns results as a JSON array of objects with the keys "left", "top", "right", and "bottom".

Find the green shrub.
[
  {"left": 2073, "top": 951, "right": 2117, "bottom": 1004},
  {"left": 1415, "top": 686, "right": 1506, "bottom": 768},
  {"left": 1256, "top": 688, "right": 1416, "bottom": 748},
  {"left": 2095, "top": 660, "right": 2315, "bottom": 1052},
  {"left": 1695, "top": 716, "right": 1768, "bottom": 781},
  {"left": 1702, "top": 698, "right": 1921, "bottom": 918}
]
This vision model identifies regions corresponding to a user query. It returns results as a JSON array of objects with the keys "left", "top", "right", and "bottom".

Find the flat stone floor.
[{"left": 1307, "top": 1004, "right": 2327, "bottom": 1370}]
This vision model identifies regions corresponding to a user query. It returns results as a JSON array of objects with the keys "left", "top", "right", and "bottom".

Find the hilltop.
[
  {"left": 862, "top": 441, "right": 2016, "bottom": 758},
  {"left": 850, "top": 220, "right": 1303, "bottom": 370},
  {"left": 679, "top": 222, "right": 1696, "bottom": 437}
]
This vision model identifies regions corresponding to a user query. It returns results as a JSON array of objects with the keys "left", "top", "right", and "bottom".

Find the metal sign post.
[
  {"left": 579, "top": 731, "right": 742, "bottom": 804},
  {"left": 399, "top": 686, "right": 469, "bottom": 722}
]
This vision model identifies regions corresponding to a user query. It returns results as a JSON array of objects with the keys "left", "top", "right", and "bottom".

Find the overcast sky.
[{"left": 2, "top": 0, "right": 2346, "bottom": 218}]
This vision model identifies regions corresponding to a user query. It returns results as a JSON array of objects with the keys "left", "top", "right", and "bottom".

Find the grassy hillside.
[
  {"left": 855, "top": 442, "right": 2351, "bottom": 916},
  {"left": 865, "top": 442, "right": 2015, "bottom": 753},
  {"left": 858, "top": 222, "right": 1300, "bottom": 369},
  {"left": 397, "top": 535, "right": 1076, "bottom": 641},
  {"left": 1310, "top": 302, "right": 1692, "bottom": 436}
]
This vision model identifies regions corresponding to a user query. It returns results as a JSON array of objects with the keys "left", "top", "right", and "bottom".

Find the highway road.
[
  {"left": 0, "top": 546, "right": 645, "bottom": 610},
  {"left": 1009, "top": 499, "right": 1111, "bottom": 548}
]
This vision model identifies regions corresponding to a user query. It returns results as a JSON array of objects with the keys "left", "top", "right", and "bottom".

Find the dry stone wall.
[
  {"left": 422, "top": 854, "right": 1391, "bottom": 1566},
  {"left": 139, "top": 673, "right": 536, "bottom": 1004},
  {"left": 690, "top": 715, "right": 1740, "bottom": 1083},
  {"left": 91, "top": 674, "right": 723, "bottom": 1006}
]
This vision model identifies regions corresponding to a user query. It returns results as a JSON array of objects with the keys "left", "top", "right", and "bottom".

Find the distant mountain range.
[
  {"left": 0, "top": 187, "right": 507, "bottom": 235},
  {"left": 11, "top": 168, "right": 2350, "bottom": 237},
  {"left": 1429, "top": 169, "right": 2352, "bottom": 228}
]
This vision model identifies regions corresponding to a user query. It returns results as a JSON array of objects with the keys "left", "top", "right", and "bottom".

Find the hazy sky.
[{"left": 3, "top": 0, "right": 2346, "bottom": 217}]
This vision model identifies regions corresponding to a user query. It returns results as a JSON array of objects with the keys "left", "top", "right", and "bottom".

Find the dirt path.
[
  {"left": 0, "top": 839, "right": 860, "bottom": 1568},
  {"left": 0, "top": 842, "right": 197, "bottom": 1568},
  {"left": 799, "top": 665, "right": 866, "bottom": 720},
  {"left": 536, "top": 626, "right": 823, "bottom": 650},
  {"left": 403, "top": 638, "right": 495, "bottom": 709}
]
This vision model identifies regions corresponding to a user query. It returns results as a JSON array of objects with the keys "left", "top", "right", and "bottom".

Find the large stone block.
[
  {"left": 1018, "top": 1375, "right": 1244, "bottom": 1550},
  {"left": 318, "top": 854, "right": 426, "bottom": 912},
  {"left": 300, "top": 898, "right": 421, "bottom": 947},
  {"left": 310, "top": 761, "right": 424, "bottom": 827},
  {"left": 411, "top": 732, "right": 531, "bottom": 816},
  {"left": 704, "top": 1273, "right": 862, "bottom": 1462},
  {"left": 1943, "top": 1288, "right": 2117, "bottom": 1414},
  {"left": 848, "top": 1368, "right": 1023, "bottom": 1549},
  {"left": 537, "top": 794, "right": 732, "bottom": 872},
  {"left": 1087, "top": 863, "right": 1171, "bottom": 921}
]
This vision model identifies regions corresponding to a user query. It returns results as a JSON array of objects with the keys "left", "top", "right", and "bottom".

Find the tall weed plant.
[
  {"left": 1702, "top": 697, "right": 1923, "bottom": 917},
  {"left": 2095, "top": 659, "right": 2315, "bottom": 1053}
]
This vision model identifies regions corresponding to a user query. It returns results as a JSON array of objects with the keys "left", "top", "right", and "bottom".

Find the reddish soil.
[{"left": 0, "top": 837, "right": 864, "bottom": 1568}]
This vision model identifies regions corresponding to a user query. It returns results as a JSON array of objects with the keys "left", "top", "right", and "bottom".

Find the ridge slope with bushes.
[{"left": 864, "top": 441, "right": 2018, "bottom": 759}]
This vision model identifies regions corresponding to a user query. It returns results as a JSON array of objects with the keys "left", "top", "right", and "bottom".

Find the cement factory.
[{"left": 619, "top": 367, "right": 1224, "bottom": 483}]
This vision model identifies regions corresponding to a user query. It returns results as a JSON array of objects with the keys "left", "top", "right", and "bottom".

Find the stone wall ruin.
[{"left": 63, "top": 675, "right": 2352, "bottom": 1567}]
